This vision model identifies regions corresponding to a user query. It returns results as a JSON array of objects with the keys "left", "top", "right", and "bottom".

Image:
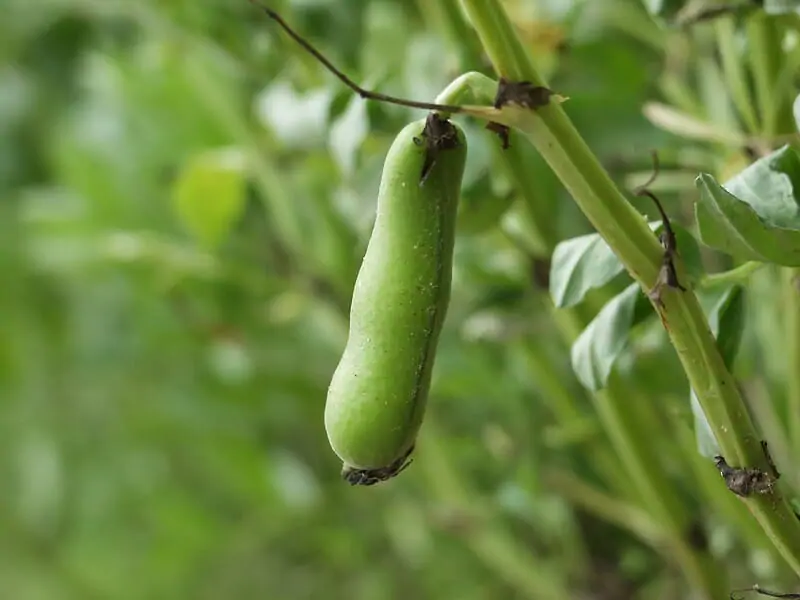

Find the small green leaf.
[
  {"left": 171, "top": 149, "right": 247, "bottom": 249},
  {"left": 549, "top": 232, "right": 628, "bottom": 308},
  {"left": 570, "top": 283, "right": 651, "bottom": 391},
  {"left": 724, "top": 145, "right": 800, "bottom": 229},
  {"left": 695, "top": 173, "right": 800, "bottom": 266}
]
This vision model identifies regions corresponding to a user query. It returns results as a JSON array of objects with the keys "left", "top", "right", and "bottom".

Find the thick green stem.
[
  {"left": 537, "top": 274, "right": 724, "bottom": 596},
  {"left": 671, "top": 418, "right": 776, "bottom": 552},
  {"left": 435, "top": 72, "right": 671, "bottom": 564},
  {"left": 460, "top": 0, "right": 800, "bottom": 576}
]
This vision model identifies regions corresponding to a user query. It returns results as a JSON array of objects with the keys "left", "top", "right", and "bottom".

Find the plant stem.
[
  {"left": 460, "top": 0, "right": 800, "bottom": 577},
  {"left": 541, "top": 295, "right": 725, "bottom": 596},
  {"left": 671, "top": 417, "right": 776, "bottom": 553},
  {"left": 434, "top": 67, "right": 688, "bottom": 576}
]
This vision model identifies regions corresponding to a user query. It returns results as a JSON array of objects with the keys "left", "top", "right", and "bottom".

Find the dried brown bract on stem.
[
  {"left": 493, "top": 78, "right": 555, "bottom": 110},
  {"left": 414, "top": 113, "right": 462, "bottom": 184},
  {"left": 634, "top": 152, "right": 686, "bottom": 308},
  {"left": 714, "top": 440, "right": 780, "bottom": 498},
  {"left": 486, "top": 78, "right": 555, "bottom": 150},
  {"left": 485, "top": 121, "right": 511, "bottom": 149}
]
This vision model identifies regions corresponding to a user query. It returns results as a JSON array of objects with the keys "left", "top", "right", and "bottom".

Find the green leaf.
[
  {"left": 549, "top": 232, "right": 628, "bottom": 308},
  {"left": 724, "top": 146, "right": 800, "bottom": 230},
  {"left": 570, "top": 283, "right": 651, "bottom": 391},
  {"left": 171, "top": 149, "right": 247, "bottom": 249},
  {"left": 695, "top": 173, "right": 800, "bottom": 266}
]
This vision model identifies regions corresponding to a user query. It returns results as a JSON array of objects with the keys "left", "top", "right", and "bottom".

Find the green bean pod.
[{"left": 324, "top": 114, "right": 468, "bottom": 485}]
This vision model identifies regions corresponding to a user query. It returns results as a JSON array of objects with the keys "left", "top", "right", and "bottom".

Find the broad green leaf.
[
  {"left": 550, "top": 221, "right": 703, "bottom": 308},
  {"left": 171, "top": 149, "right": 247, "bottom": 249},
  {"left": 695, "top": 173, "right": 800, "bottom": 266},
  {"left": 724, "top": 146, "right": 800, "bottom": 230},
  {"left": 690, "top": 284, "right": 745, "bottom": 457},
  {"left": 570, "top": 283, "right": 651, "bottom": 391},
  {"left": 549, "top": 231, "right": 629, "bottom": 308}
]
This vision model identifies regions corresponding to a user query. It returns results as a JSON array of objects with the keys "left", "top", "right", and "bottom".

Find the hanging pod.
[{"left": 324, "top": 114, "right": 468, "bottom": 485}]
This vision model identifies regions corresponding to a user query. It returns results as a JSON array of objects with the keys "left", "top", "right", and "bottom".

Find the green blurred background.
[{"left": 3, "top": 0, "right": 799, "bottom": 598}]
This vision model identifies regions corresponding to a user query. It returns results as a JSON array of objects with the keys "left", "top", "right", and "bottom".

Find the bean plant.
[{"left": 5, "top": 0, "right": 800, "bottom": 599}]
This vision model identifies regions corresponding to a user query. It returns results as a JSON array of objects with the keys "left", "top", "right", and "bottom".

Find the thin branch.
[{"left": 249, "top": 1, "right": 466, "bottom": 114}]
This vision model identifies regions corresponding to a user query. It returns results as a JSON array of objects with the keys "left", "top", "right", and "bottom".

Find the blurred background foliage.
[{"left": 3, "top": 0, "right": 800, "bottom": 598}]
